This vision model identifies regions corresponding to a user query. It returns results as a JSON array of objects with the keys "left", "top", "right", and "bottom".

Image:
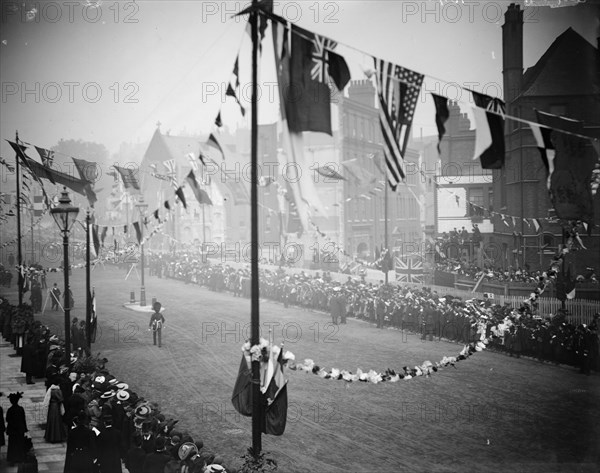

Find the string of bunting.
[
  {"left": 0, "top": 208, "right": 48, "bottom": 249},
  {"left": 274, "top": 236, "right": 588, "bottom": 386},
  {"left": 252, "top": 7, "right": 600, "bottom": 147}
]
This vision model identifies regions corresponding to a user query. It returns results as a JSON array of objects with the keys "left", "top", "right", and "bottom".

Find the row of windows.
[
  {"left": 343, "top": 112, "right": 380, "bottom": 142},
  {"left": 346, "top": 194, "right": 419, "bottom": 221}
]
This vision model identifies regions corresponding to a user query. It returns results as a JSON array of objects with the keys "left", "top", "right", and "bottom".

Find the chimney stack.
[{"left": 502, "top": 3, "right": 523, "bottom": 105}]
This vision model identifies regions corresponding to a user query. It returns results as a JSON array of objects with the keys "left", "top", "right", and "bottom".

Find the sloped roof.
[
  {"left": 142, "top": 128, "right": 202, "bottom": 167},
  {"left": 521, "top": 28, "right": 599, "bottom": 97}
]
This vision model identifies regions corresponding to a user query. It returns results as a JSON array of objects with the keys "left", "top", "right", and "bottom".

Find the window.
[
  {"left": 549, "top": 104, "right": 567, "bottom": 117},
  {"left": 512, "top": 106, "right": 520, "bottom": 131},
  {"left": 542, "top": 233, "right": 555, "bottom": 248},
  {"left": 468, "top": 187, "right": 484, "bottom": 216},
  {"left": 500, "top": 168, "right": 507, "bottom": 208}
]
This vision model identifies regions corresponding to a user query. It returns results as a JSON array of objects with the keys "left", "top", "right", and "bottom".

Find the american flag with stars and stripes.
[{"left": 373, "top": 59, "right": 424, "bottom": 191}]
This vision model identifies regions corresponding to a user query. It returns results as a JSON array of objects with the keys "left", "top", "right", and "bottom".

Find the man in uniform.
[
  {"left": 51, "top": 284, "right": 61, "bottom": 311},
  {"left": 149, "top": 302, "right": 165, "bottom": 348}
]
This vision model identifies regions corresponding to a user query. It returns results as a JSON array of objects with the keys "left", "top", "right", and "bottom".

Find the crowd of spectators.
[
  {"left": 1, "top": 246, "right": 599, "bottom": 472},
  {"left": 143, "top": 252, "right": 600, "bottom": 371},
  {"left": 434, "top": 258, "right": 598, "bottom": 286},
  {"left": 0, "top": 297, "right": 233, "bottom": 473}
]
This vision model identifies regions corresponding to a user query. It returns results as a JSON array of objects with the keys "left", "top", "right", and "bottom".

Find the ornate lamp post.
[
  {"left": 50, "top": 187, "right": 79, "bottom": 362},
  {"left": 135, "top": 196, "right": 148, "bottom": 306}
]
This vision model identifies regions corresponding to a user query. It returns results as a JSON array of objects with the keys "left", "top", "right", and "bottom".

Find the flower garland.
[
  {"left": 241, "top": 338, "right": 295, "bottom": 364},
  {"left": 284, "top": 340, "right": 490, "bottom": 385}
]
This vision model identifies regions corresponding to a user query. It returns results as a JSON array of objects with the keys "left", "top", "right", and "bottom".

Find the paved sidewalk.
[{"left": 0, "top": 339, "right": 66, "bottom": 473}]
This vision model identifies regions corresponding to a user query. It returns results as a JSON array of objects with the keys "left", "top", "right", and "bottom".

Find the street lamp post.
[
  {"left": 50, "top": 187, "right": 79, "bottom": 363},
  {"left": 85, "top": 210, "right": 92, "bottom": 351},
  {"left": 136, "top": 197, "right": 148, "bottom": 306}
]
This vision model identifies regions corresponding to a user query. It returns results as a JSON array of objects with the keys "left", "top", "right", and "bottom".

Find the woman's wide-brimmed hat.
[{"left": 178, "top": 442, "right": 198, "bottom": 461}]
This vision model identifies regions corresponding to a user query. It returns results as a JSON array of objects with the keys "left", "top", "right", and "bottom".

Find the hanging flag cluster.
[
  {"left": 202, "top": 6, "right": 600, "bottom": 239},
  {"left": 232, "top": 339, "right": 293, "bottom": 436},
  {"left": 7, "top": 139, "right": 98, "bottom": 207}
]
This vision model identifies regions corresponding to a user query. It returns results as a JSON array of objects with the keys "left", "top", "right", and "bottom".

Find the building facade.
[
  {"left": 340, "top": 80, "right": 422, "bottom": 261},
  {"left": 493, "top": 3, "right": 600, "bottom": 272}
]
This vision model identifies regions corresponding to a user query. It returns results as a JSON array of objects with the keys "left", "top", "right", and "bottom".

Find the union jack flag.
[
  {"left": 395, "top": 255, "right": 424, "bottom": 284},
  {"left": 311, "top": 35, "right": 337, "bottom": 84},
  {"left": 162, "top": 159, "right": 178, "bottom": 189},
  {"left": 34, "top": 146, "right": 54, "bottom": 167},
  {"left": 163, "top": 159, "right": 176, "bottom": 175}
]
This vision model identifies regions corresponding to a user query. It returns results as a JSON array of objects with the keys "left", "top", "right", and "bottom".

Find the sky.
[{"left": 0, "top": 0, "right": 598, "bottom": 166}]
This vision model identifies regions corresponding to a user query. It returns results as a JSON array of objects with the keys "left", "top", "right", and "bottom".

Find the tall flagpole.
[
  {"left": 250, "top": 0, "right": 262, "bottom": 457},
  {"left": 15, "top": 131, "right": 23, "bottom": 305},
  {"left": 202, "top": 204, "right": 206, "bottom": 251},
  {"left": 384, "top": 162, "right": 389, "bottom": 284},
  {"left": 86, "top": 210, "right": 92, "bottom": 350}
]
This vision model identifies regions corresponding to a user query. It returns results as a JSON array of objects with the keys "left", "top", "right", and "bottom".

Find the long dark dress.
[
  {"left": 20, "top": 341, "right": 37, "bottom": 379},
  {"left": 0, "top": 405, "right": 5, "bottom": 448},
  {"left": 63, "top": 424, "right": 97, "bottom": 473},
  {"left": 45, "top": 387, "right": 67, "bottom": 443},
  {"left": 97, "top": 426, "right": 123, "bottom": 473},
  {"left": 125, "top": 445, "right": 146, "bottom": 473},
  {"left": 6, "top": 404, "right": 28, "bottom": 464}
]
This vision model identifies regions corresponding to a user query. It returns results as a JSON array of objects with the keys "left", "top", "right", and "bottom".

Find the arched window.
[{"left": 542, "top": 233, "right": 555, "bottom": 248}]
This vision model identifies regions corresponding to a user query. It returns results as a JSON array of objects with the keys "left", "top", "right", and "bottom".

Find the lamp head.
[{"left": 50, "top": 187, "right": 79, "bottom": 233}]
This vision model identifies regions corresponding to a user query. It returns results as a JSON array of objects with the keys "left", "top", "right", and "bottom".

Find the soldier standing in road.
[{"left": 149, "top": 302, "right": 165, "bottom": 348}]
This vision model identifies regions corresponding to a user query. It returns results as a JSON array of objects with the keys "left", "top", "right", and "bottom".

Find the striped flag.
[
  {"left": 470, "top": 90, "right": 506, "bottom": 169},
  {"left": 33, "top": 194, "right": 44, "bottom": 217},
  {"left": 530, "top": 115, "right": 556, "bottom": 190},
  {"left": 372, "top": 59, "right": 424, "bottom": 190},
  {"left": 185, "top": 170, "right": 213, "bottom": 206},
  {"left": 187, "top": 152, "right": 198, "bottom": 171},
  {"left": 90, "top": 288, "right": 97, "bottom": 343}
]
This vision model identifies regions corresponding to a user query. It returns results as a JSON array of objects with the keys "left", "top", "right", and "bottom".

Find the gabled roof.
[
  {"left": 521, "top": 27, "right": 599, "bottom": 97},
  {"left": 142, "top": 128, "right": 202, "bottom": 167}
]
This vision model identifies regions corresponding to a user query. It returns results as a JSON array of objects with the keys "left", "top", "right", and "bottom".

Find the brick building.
[
  {"left": 340, "top": 80, "right": 422, "bottom": 260},
  {"left": 492, "top": 3, "right": 600, "bottom": 271}
]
